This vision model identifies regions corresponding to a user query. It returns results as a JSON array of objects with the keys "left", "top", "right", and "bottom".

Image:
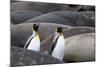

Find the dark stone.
[{"left": 11, "top": 46, "right": 64, "bottom": 66}]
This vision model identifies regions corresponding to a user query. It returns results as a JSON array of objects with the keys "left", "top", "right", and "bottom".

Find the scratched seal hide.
[
  {"left": 11, "top": 23, "right": 95, "bottom": 52},
  {"left": 80, "top": 11, "right": 95, "bottom": 18},
  {"left": 64, "top": 33, "right": 95, "bottom": 62},
  {"left": 25, "top": 11, "right": 94, "bottom": 27},
  {"left": 60, "top": 4, "right": 83, "bottom": 11},
  {"left": 11, "top": 46, "right": 64, "bottom": 66},
  {"left": 11, "top": 10, "right": 43, "bottom": 24},
  {"left": 77, "top": 6, "right": 95, "bottom": 11}
]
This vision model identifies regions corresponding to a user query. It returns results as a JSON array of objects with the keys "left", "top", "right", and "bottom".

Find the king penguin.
[
  {"left": 49, "top": 27, "right": 65, "bottom": 60},
  {"left": 24, "top": 24, "right": 40, "bottom": 51}
]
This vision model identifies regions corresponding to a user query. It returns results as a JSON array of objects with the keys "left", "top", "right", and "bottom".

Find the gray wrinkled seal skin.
[
  {"left": 11, "top": 46, "right": 64, "bottom": 66},
  {"left": 11, "top": 1, "right": 77, "bottom": 13},
  {"left": 11, "top": 10, "right": 43, "bottom": 24},
  {"left": 25, "top": 11, "right": 95, "bottom": 27},
  {"left": 11, "top": 23, "right": 95, "bottom": 53},
  {"left": 64, "top": 33, "right": 95, "bottom": 62}
]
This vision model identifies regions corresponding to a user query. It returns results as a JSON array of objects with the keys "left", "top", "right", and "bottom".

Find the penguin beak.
[
  {"left": 38, "top": 23, "right": 40, "bottom": 27},
  {"left": 37, "top": 23, "right": 40, "bottom": 31},
  {"left": 63, "top": 29, "right": 66, "bottom": 33}
]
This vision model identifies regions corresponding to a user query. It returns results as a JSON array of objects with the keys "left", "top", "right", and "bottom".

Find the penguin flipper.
[
  {"left": 48, "top": 36, "right": 59, "bottom": 55},
  {"left": 24, "top": 35, "right": 33, "bottom": 49},
  {"left": 49, "top": 42, "right": 56, "bottom": 55}
]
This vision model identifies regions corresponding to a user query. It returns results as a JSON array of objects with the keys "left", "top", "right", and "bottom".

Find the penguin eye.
[{"left": 33, "top": 24, "right": 38, "bottom": 28}]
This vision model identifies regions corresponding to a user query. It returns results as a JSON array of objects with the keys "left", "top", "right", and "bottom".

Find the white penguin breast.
[
  {"left": 27, "top": 34, "right": 40, "bottom": 51},
  {"left": 52, "top": 35, "right": 65, "bottom": 60}
]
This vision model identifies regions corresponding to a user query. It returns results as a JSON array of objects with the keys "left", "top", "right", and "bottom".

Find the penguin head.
[
  {"left": 57, "top": 27, "right": 63, "bottom": 33},
  {"left": 32, "top": 24, "right": 39, "bottom": 32}
]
